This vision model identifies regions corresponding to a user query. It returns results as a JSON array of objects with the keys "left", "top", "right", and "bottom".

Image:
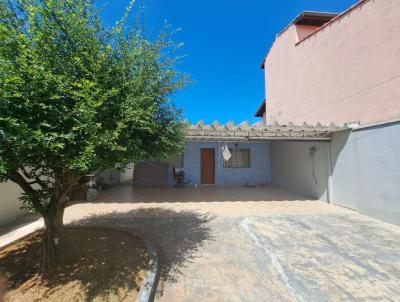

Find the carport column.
[{"left": 326, "top": 141, "right": 334, "bottom": 204}]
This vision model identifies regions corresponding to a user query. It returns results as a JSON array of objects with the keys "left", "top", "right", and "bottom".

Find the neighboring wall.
[
  {"left": 264, "top": 0, "right": 400, "bottom": 125},
  {"left": 120, "top": 164, "right": 134, "bottom": 183},
  {"left": 99, "top": 165, "right": 134, "bottom": 186},
  {"left": 184, "top": 141, "right": 271, "bottom": 186},
  {"left": 0, "top": 182, "right": 24, "bottom": 225},
  {"left": 98, "top": 169, "right": 121, "bottom": 186},
  {"left": 269, "top": 141, "right": 329, "bottom": 201},
  {"left": 330, "top": 122, "right": 400, "bottom": 225},
  {"left": 0, "top": 166, "right": 134, "bottom": 224}
]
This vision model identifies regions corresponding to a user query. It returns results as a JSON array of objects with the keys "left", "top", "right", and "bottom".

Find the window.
[{"left": 223, "top": 149, "right": 250, "bottom": 168}]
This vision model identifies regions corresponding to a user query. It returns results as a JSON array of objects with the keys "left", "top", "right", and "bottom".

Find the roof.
[
  {"left": 295, "top": 0, "right": 371, "bottom": 46},
  {"left": 261, "top": 0, "right": 371, "bottom": 69},
  {"left": 186, "top": 120, "right": 348, "bottom": 142},
  {"left": 254, "top": 100, "right": 266, "bottom": 117},
  {"left": 261, "top": 11, "right": 337, "bottom": 69},
  {"left": 292, "top": 12, "right": 337, "bottom": 27}
]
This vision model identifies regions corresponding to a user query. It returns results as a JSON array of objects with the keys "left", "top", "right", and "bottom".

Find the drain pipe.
[{"left": 327, "top": 141, "right": 334, "bottom": 204}]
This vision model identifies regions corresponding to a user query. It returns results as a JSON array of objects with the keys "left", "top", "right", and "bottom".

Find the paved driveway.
[{"left": 2, "top": 186, "right": 400, "bottom": 301}]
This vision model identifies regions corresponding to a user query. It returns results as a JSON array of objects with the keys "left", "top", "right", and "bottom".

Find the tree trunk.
[
  {"left": 39, "top": 175, "right": 78, "bottom": 275},
  {"left": 41, "top": 205, "right": 65, "bottom": 275}
]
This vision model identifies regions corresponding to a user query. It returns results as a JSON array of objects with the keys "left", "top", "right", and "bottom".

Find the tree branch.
[
  {"left": 20, "top": 166, "right": 47, "bottom": 189},
  {"left": 6, "top": 169, "right": 34, "bottom": 194},
  {"left": 51, "top": 173, "right": 81, "bottom": 208},
  {"left": 59, "top": 175, "right": 80, "bottom": 205},
  {"left": 6, "top": 169, "right": 45, "bottom": 212}
]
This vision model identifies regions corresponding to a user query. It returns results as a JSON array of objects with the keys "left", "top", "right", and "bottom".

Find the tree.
[{"left": 0, "top": 0, "right": 187, "bottom": 274}]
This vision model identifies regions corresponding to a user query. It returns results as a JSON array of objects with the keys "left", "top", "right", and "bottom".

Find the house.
[
  {"left": 134, "top": 0, "right": 400, "bottom": 226},
  {"left": 134, "top": 121, "right": 347, "bottom": 201},
  {"left": 254, "top": 0, "right": 400, "bottom": 225},
  {"left": 133, "top": 0, "right": 400, "bottom": 226},
  {"left": 258, "top": 0, "right": 400, "bottom": 126}
]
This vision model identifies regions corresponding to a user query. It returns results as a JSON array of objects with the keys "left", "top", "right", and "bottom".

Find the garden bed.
[{"left": 0, "top": 228, "right": 148, "bottom": 302}]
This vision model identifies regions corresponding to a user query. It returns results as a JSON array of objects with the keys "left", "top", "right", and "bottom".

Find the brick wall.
[{"left": 133, "top": 161, "right": 169, "bottom": 187}]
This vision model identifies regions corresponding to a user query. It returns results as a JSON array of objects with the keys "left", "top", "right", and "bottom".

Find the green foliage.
[{"left": 0, "top": 0, "right": 188, "bottom": 212}]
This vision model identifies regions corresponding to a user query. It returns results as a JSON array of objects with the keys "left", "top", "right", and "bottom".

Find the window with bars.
[{"left": 223, "top": 149, "right": 250, "bottom": 168}]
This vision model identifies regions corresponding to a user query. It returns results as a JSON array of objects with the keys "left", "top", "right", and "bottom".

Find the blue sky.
[{"left": 99, "top": 0, "right": 357, "bottom": 124}]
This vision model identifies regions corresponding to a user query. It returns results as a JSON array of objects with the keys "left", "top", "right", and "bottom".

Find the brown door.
[{"left": 201, "top": 148, "right": 215, "bottom": 184}]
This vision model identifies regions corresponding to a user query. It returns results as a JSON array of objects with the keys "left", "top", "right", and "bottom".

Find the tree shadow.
[
  {"left": 73, "top": 208, "right": 215, "bottom": 291},
  {"left": 0, "top": 208, "right": 214, "bottom": 300},
  {"left": 0, "top": 228, "right": 149, "bottom": 301},
  {"left": 78, "top": 185, "right": 310, "bottom": 205}
]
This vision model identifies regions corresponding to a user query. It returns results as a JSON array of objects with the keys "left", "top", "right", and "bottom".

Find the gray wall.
[
  {"left": 183, "top": 141, "right": 271, "bottom": 186},
  {"left": 269, "top": 141, "right": 330, "bottom": 201},
  {"left": 0, "top": 181, "right": 24, "bottom": 225},
  {"left": 330, "top": 122, "right": 400, "bottom": 225}
]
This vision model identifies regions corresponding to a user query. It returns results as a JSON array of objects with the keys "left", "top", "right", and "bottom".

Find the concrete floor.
[{"left": 1, "top": 186, "right": 400, "bottom": 301}]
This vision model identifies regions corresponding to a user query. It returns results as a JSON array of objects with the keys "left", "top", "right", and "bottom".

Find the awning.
[
  {"left": 254, "top": 100, "right": 266, "bottom": 118},
  {"left": 186, "top": 120, "right": 348, "bottom": 141}
]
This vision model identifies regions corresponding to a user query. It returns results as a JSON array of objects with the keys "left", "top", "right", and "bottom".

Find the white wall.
[
  {"left": 270, "top": 141, "right": 329, "bottom": 201},
  {"left": 0, "top": 165, "right": 134, "bottom": 225},
  {"left": 330, "top": 122, "right": 400, "bottom": 225},
  {"left": 98, "top": 165, "right": 134, "bottom": 185},
  {"left": 0, "top": 182, "right": 25, "bottom": 225},
  {"left": 120, "top": 164, "right": 134, "bottom": 183}
]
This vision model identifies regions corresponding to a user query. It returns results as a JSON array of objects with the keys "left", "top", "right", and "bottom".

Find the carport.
[{"left": 184, "top": 120, "right": 348, "bottom": 202}]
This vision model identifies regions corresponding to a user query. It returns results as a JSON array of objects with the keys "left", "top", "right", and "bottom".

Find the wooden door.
[{"left": 201, "top": 148, "right": 215, "bottom": 184}]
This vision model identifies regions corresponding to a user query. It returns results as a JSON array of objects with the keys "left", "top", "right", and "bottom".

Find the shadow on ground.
[
  {"left": 79, "top": 186, "right": 310, "bottom": 204},
  {"left": 0, "top": 228, "right": 148, "bottom": 301},
  {"left": 73, "top": 207, "right": 215, "bottom": 287}
]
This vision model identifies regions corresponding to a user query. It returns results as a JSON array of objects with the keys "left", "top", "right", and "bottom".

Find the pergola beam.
[{"left": 185, "top": 121, "right": 348, "bottom": 142}]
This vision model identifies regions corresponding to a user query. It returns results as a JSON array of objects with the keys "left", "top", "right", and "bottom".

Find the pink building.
[{"left": 256, "top": 0, "right": 400, "bottom": 126}]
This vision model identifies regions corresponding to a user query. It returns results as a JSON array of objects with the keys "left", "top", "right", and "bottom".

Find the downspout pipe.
[{"left": 327, "top": 141, "right": 334, "bottom": 204}]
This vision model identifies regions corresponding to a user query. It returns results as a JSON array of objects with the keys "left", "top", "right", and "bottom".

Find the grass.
[{"left": 0, "top": 228, "right": 149, "bottom": 302}]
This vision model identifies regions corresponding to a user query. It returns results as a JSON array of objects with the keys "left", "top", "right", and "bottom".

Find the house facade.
[
  {"left": 182, "top": 141, "right": 271, "bottom": 187},
  {"left": 258, "top": 0, "right": 400, "bottom": 126},
  {"left": 133, "top": 140, "right": 272, "bottom": 188},
  {"left": 256, "top": 0, "right": 400, "bottom": 225},
  {"left": 133, "top": 121, "right": 345, "bottom": 194}
]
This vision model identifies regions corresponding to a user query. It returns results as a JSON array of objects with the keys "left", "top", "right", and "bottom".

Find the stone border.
[
  {"left": 64, "top": 226, "right": 160, "bottom": 302},
  {"left": 137, "top": 239, "right": 159, "bottom": 302},
  {"left": 0, "top": 219, "right": 43, "bottom": 249},
  {"left": 0, "top": 224, "right": 160, "bottom": 302}
]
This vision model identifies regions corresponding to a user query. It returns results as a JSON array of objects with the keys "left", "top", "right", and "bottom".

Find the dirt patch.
[{"left": 0, "top": 228, "right": 148, "bottom": 302}]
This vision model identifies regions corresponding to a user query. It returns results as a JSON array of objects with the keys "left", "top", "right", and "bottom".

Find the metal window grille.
[{"left": 223, "top": 149, "right": 250, "bottom": 168}]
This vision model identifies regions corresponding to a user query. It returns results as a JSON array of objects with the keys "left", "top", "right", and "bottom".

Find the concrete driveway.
[{"left": 2, "top": 186, "right": 400, "bottom": 301}]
